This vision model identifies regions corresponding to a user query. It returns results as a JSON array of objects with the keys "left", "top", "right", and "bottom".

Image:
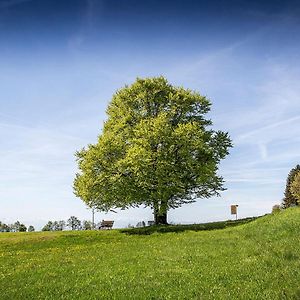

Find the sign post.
[
  {"left": 92, "top": 208, "right": 95, "bottom": 229},
  {"left": 231, "top": 205, "right": 239, "bottom": 220}
]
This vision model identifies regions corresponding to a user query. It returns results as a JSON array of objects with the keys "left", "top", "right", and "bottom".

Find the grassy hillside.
[{"left": 0, "top": 208, "right": 300, "bottom": 299}]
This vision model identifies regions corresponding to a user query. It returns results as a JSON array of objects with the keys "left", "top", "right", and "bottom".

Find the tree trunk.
[
  {"left": 154, "top": 206, "right": 159, "bottom": 224},
  {"left": 157, "top": 212, "right": 168, "bottom": 225},
  {"left": 153, "top": 209, "right": 168, "bottom": 225}
]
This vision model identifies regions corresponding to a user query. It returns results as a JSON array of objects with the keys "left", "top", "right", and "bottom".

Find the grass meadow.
[{"left": 0, "top": 208, "right": 300, "bottom": 299}]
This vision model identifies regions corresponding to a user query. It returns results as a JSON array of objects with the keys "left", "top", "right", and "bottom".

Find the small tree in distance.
[
  {"left": 53, "top": 221, "right": 66, "bottom": 231},
  {"left": 82, "top": 220, "right": 93, "bottom": 230},
  {"left": 28, "top": 225, "right": 35, "bottom": 232},
  {"left": 0, "top": 223, "right": 10, "bottom": 232},
  {"left": 74, "top": 77, "right": 232, "bottom": 224},
  {"left": 12, "top": 221, "right": 21, "bottom": 232},
  {"left": 67, "top": 216, "right": 81, "bottom": 230},
  {"left": 42, "top": 221, "right": 54, "bottom": 231},
  {"left": 19, "top": 224, "right": 27, "bottom": 232}
]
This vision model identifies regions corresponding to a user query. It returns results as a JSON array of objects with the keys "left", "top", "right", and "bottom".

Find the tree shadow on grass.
[{"left": 120, "top": 217, "right": 260, "bottom": 235}]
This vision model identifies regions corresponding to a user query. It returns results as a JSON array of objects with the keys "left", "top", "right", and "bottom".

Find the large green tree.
[
  {"left": 74, "top": 77, "right": 232, "bottom": 224},
  {"left": 282, "top": 165, "right": 300, "bottom": 208}
]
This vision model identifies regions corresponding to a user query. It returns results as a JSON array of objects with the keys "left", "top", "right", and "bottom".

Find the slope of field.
[{"left": 0, "top": 208, "right": 300, "bottom": 299}]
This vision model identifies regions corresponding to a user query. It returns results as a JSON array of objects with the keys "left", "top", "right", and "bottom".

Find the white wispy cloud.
[
  {"left": 0, "top": 120, "right": 92, "bottom": 224},
  {"left": 236, "top": 115, "right": 300, "bottom": 141},
  {"left": 167, "top": 22, "right": 300, "bottom": 212}
]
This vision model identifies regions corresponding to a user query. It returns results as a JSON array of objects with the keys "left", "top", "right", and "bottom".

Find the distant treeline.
[
  {"left": 0, "top": 216, "right": 100, "bottom": 233},
  {"left": 0, "top": 221, "right": 34, "bottom": 232},
  {"left": 42, "top": 216, "right": 95, "bottom": 231}
]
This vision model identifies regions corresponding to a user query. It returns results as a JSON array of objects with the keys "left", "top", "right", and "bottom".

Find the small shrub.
[{"left": 272, "top": 205, "right": 281, "bottom": 214}]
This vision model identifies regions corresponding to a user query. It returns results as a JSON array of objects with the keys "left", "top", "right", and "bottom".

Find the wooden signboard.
[{"left": 231, "top": 205, "right": 237, "bottom": 215}]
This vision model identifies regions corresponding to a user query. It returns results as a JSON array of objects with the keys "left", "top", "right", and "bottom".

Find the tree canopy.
[
  {"left": 290, "top": 172, "right": 300, "bottom": 205},
  {"left": 67, "top": 216, "right": 81, "bottom": 230},
  {"left": 74, "top": 77, "right": 232, "bottom": 224},
  {"left": 282, "top": 164, "right": 300, "bottom": 208}
]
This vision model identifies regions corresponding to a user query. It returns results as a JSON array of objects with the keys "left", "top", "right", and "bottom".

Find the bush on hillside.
[{"left": 272, "top": 205, "right": 281, "bottom": 214}]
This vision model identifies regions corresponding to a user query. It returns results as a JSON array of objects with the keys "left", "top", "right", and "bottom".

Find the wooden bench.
[{"left": 99, "top": 220, "right": 114, "bottom": 230}]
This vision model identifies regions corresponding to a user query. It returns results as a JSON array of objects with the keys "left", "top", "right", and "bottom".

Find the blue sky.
[{"left": 1, "top": 0, "right": 300, "bottom": 229}]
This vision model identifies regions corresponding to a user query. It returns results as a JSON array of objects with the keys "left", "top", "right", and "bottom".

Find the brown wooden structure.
[{"left": 99, "top": 220, "right": 114, "bottom": 229}]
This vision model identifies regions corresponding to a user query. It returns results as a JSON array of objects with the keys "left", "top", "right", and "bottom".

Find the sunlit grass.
[{"left": 0, "top": 208, "right": 300, "bottom": 299}]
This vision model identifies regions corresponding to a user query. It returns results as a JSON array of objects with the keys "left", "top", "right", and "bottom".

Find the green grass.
[{"left": 1, "top": 208, "right": 300, "bottom": 299}]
